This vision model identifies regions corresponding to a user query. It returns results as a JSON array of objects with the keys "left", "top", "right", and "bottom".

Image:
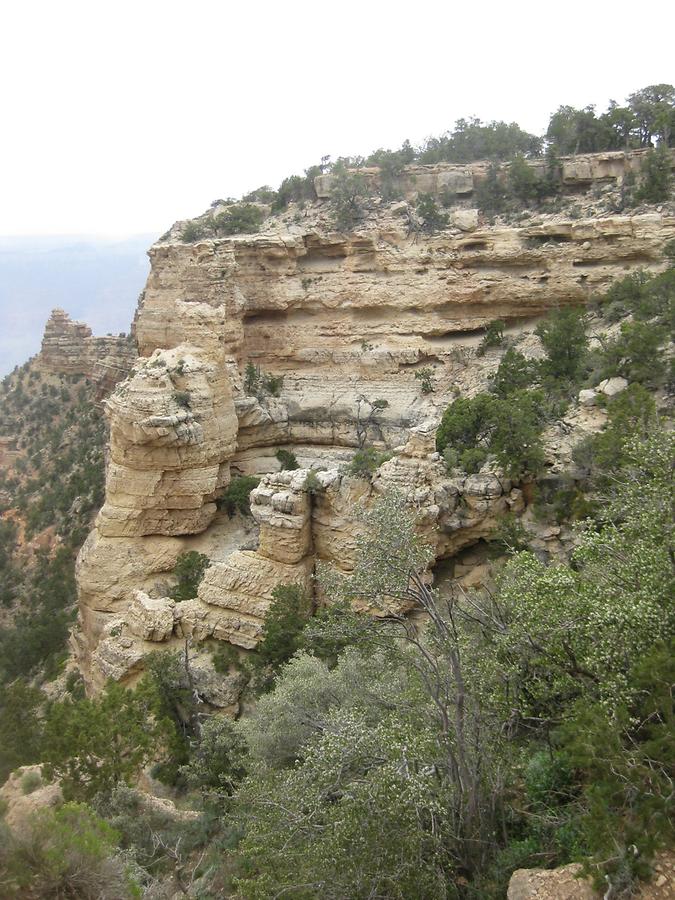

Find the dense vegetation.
[{"left": 0, "top": 362, "right": 105, "bottom": 699}]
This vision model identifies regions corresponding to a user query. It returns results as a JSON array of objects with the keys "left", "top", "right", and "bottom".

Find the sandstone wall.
[
  {"left": 74, "top": 166, "right": 675, "bottom": 695},
  {"left": 39, "top": 308, "right": 136, "bottom": 393}
]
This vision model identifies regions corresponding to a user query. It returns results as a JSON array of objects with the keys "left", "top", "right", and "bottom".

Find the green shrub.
[
  {"left": 489, "top": 348, "right": 537, "bottom": 397},
  {"left": 168, "top": 551, "right": 210, "bottom": 602},
  {"left": 413, "top": 366, "right": 434, "bottom": 393},
  {"left": 475, "top": 163, "right": 508, "bottom": 216},
  {"left": 0, "top": 802, "right": 139, "bottom": 899},
  {"left": 218, "top": 475, "right": 260, "bottom": 516},
  {"left": 416, "top": 193, "right": 449, "bottom": 233},
  {"left": 476, "top": 319, "right": 506, "bottom": 356},
  {"left": 633, "top": 144, "right": 672, "bottom": 203},
  {"left": 536, "top": 306, "right": 588, "bottom": 384},
  {"left": 275, "top": 448, "right": 299, "bottom": 470},
  {"left": 181, "top": 220, "right": 209, "bottom": 242},
  {"left": 214, "top": 203, "right": 264, "bottom": 235},
  {"left": 347, "top": 447, "right": 392, "bottom": 479},
  {"left": 330, "top": 165, "right": 369, "bottom": 230},
  {"left": 20, "top": 770, "right": 42, "bottom": 795},
  {"left": 596, "top": 320, "right": 667, "bottom": 386},
  {"left": 255, "top": 583, "right": 312, "bottom": 686}
]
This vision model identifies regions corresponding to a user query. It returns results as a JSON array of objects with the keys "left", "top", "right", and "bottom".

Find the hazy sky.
[{"left": 1, "top": 0, "right": 673, "bottom": 237}]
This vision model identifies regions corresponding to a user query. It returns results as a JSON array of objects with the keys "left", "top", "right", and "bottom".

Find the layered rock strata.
[
  {"left": 75, "top": 164, "right": 675, "bottom": 694},
  {"left": 39, "top": 308, "right": 136, "bottom": 393}
]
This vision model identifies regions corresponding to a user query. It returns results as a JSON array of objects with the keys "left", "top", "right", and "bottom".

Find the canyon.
[{"left": 63, "top": 152, "right": 675, "bottom": 703}]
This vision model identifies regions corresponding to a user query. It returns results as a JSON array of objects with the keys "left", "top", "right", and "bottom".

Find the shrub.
[
  {"left": 20, "top": 769, "right": 42, "bottom": 795},
  {"left": 218, "top": 475, "right": 260, "bottom": 516},
  {"left": 168, "top": 551, "right": 211, "bottom": 602},
  {"left": 413, "top": 367, "right": 434, "bottom": 393},
  {"left": 536, "top": 306, "right": 588, "bottom": 383},
  {"left": 181, "top": 220, "right": 209, "bottom": 242},
  {"left": 0, "top": 802, "right": 139, "bottom": 899},
  {"left": 275, "top": 448, "right": 299, "bottom": 470},
  {"left": 180, "top": 716, "right": 248, "bottom": 802},
  {"left": 347, "top": 447, "right": 391, "bottom": 479},
  {"left": 633, "top": 144, "right": 672, "bottom": 203},
  {"left": 330, "top": 165, "right": 369, "bottom": 230},
  {"left": 475, "top": 163, "right": 508, "bottom": 216},
  {"left": 416, "top": 193, "right": 449, "bottom": 233},
  {"left": 489, "top": 348, "right": 537, "bottom": 397},
  {"left": 214, "top": 203, "right": 264, "bottom": 235},
  {"left": 598, "top": 320, "right": 667, "bottom": 386},
  {"left": 254, "top": 583, "right": 312, "bottom": 686},
  {"left": 476, "top": 319, "right": 506, "bottom": 356}
]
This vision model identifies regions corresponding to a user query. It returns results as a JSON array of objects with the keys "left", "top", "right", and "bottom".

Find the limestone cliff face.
[
  {"left": 40, "top": 308, "right": 136, "bottom": 394},
  {"left": 75, "top": 156, "right": 675, "bottom": 698}
]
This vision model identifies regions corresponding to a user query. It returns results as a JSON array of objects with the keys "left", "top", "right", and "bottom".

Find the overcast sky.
[{"left": 1, "top": 0, "right": 673, "bottom": 237}]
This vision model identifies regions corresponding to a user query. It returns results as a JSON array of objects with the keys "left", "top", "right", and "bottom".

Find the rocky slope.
[{"left": 75, "top": 152, "right": 675, "bottom": 699}]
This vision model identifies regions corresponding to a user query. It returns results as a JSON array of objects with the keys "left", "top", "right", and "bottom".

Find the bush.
[
  {"left": 413, "top": 367, "right": 434, "bottom": 393},
  {"left": 253, "top": 583, "right": 312, "bottom": 688},
  {"left": 181, "top": 221, "right": 208, "bottom": 242},
  {"left": 275, "top": 448, "right": 299, "bottom": 470},
  {"left": 214, "top": 203, "right": 264, "bottom": 235},
  {"left": 416, "top": 193, "right": 449, "bottom": 233},
  {"left": 0, "top": 802, "right": 139, "bottom": 899},
  {"left": 168, "top": 551, "right": 211, "bottom": 602},
  {"left": 598, "top": 320, "right": 667, "bottom": 386},
  {"left": 20, "top": 769, "right": 42, "bottom": 795},
  {"left": 536, "top": 306, "right": 588, "bottom": 384},
  {"left": 489, "top": 349, "right": 537, "bottom": 397},
  {"left": 330, "top": 165, "right": 369, "bottom": 230},
  {"left": 218, "top": 475, "right": 260, "bottom": 516},
  {"left": 476, "top": 319, "right": 505, "bottom": 356},
  {"left": 347, "top": 446, "right": 392, "bottom": 479},
  {"left": 633, "top": 144, "right": 672, "bottom": 203}
]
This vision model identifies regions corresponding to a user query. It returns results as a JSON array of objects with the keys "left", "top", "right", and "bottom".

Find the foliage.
[
  {"left": 0, "top": 680, "right": 43, "bottom": 782},
  {"left": 633, "top": 144, "right": 673, "bottom": 202},
  {"left": 330, "top": 164, "right": 370, "bottom": 230},
  {"left": 181, "top": 221, "right": 208, "bottom": 242},
  {"left": 0, "top": 802, "right": 139, "bottom": 899},
  {"left": 435, "top": 390, "right": 545, "bottom": 479},
  {"left": 535, "top": 306, "right": 588, "bottom": 383},
  {"left": 489, "top": 348, "right": 537, "bottom": 397},
  {"left": 572, "top": 384, "right": 657, "bottom": 480},
  {"left": 254, "top": 583, "right": 312, "bottom": 684},
  {"left": 597, "top": 319, "right": 667, "bottom": 385},
  {"left": 218, "top": 475, "right": 260, "bottom": 517},
  {"left": 416, "top": 193, "right": 449, "bottom": 233},
  {"left": 476, "top": 319, "right": 505, "bottom": 356},
  {"left": 418, "top": 117, "right": 542, "bottom": 163},
  {"left": 42, "top": 680, "right": 169, "bottom": 801},
  {"left": 275, "top": 448, "right": 299, "bottom": 470},
  {"left": 474, "top": 163, "right": 508, "bottom": 216},
  {"left": 413, "top": 366, "right": 435, "bottom": 393},
  {"left": 214, "top": 203, "right": 265, "bottom": 235},
  {"left": 243, "top": 362, "right": 284, "bottom": 399},
  {"left": 347, "top": 446, "right": 392, "bottom": 479},
  {"left": 558, "top": 641, "right": 675, "bottom": 894},
  {"left": 168, "top": 551, "right": 211, "bottom": 602},
  {"left": 180, "top": 717, "right": 248, "bottom": 802}
]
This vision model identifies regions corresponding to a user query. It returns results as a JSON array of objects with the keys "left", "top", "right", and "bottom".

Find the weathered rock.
[
  {"left": 0, "top": 767, "right": 62, "bottom": 835},
  {"left": 508, "top": 864, "right": 596, "bottom": 900},
  {"left": 578, "top": 388, "right": 597, "bottom": 407},
  {"left": 39, "top": 308, "right": 136, "bottom": 393},
  {"left": 596, "top": 375, "right": 627, "bottom": 397},
  {"left": 127, "top": 591, "right": 175, "bottom": 641}
]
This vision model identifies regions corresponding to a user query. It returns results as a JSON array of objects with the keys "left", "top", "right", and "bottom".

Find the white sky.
[{"left": 1, "top": 0, "right": 673, "bottom": 237}]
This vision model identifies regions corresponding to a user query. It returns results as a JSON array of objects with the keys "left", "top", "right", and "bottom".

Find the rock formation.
[
  {"left": 74, "top": 153, "right": 675, "bottom": 698},
  {"left": 39, "top": 308, "right": 136, "bottom": 393}
]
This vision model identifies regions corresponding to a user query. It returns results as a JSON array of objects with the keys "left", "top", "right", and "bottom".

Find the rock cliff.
[
  {"left": 39, "top": 308, "right": 136, "bottom": 394},
  {"left": 75, "top": 155, "right": 675, "bottom": 699}
]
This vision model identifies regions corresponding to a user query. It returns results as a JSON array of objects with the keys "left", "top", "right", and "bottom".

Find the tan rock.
[
  {"left": 0, "top": 767, "right": 62, "bottom": 835},
  {"left": 508, "top": 864, "right": 596, "bottom": 900},
  {"left": 127, "top": 591, "right": 175, "bottom": 641}
]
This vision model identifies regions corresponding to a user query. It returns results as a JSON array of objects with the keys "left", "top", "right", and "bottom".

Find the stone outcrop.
[
  {"left": 74, "top": 153, "right": 675, "bottom": 694},
  {"left": 507, "top": 856, "right": 675, "bottom": 899},
  {"left": 39, "top": 308, "right": 136, "bottom": 393},
  {"left": 313, "top": 149, "right": 675, "bottom": 201}
]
